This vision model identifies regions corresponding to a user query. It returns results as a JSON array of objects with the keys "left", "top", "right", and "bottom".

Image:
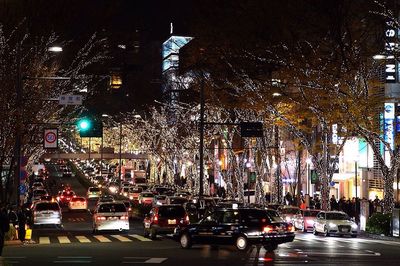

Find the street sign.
[
  {"left": 19, "top": 184, "right": 27, "bottom": 195},
  {"left": 44, "top": 128, "right": 58, "bottom": 149},
  {"left": 240, "top": 122, "right": 263, "bottom": 137},
  {"left": 59, "top": 94, "right": 83, "bottom": 105}
]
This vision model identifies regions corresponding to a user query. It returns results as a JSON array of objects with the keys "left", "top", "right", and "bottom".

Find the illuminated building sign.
[
  {"left": 385, "top": 22, "right": 397, "bottom": 83},
  {"left": 162, "top": 36, "right": 193, "bottom": 72},
  {"left": 384, "top": 103, "right": 395, "bottom": 150}
]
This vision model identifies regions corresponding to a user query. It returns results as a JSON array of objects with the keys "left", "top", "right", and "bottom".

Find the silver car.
[
  {"left": 32, "top": 201, "right": 62, "bottom": 228},
  {"left": 313, "top": 211, "right": 358, "bottom": 237},
  {"left": 278, "top": 206, "right": 301, "bottom": 224},
  {"left": 93, "top": 202, "right": 129, "bottom": 232},
  {"left": 293, "top": 209, "right": 321, "bottom": 232}
]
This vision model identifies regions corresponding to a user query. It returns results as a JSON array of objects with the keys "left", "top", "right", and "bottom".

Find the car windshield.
[
  {"left": 98, "top": 203, "right": 126, "bottom": 213},
  {"left": 280, "top": 208, "right": 300, "bottom": 214},
  {"left": 89, "top": 188, "right": 100, "bottom": 192},
  {"left": 304, "top": 210, "right": 320, "bottom": 217},
  {"left": 36, "top": 203, "right": 59, "bottom": 211},
  {"left": 158, "top": 206, "right": 185, "bottom": 218},
  {"left": 326, "top": 212, "right": 349, "bottom": 220}
]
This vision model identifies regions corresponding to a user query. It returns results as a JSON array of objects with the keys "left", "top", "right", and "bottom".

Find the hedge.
[{"left": 366, "top": 212, "right": 392, "bottom": 236}]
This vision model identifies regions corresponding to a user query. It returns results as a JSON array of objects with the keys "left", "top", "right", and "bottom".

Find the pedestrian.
[
  {"left": 330, "top": 195, "right": 338, "bottom": 210},
  {"left": 300, "top": 199, "right": 306, "bottom": 210},
  {"left": 0, "top": 205, "right": 10, "bottom": 257},
  {"left": 17, "top": 207, "right": 27, "bottom": 244}
]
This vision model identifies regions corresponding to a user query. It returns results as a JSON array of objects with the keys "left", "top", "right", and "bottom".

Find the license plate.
[
  {"left": 168, "top": 219, "right": 176, "bottom": 225},
  {"left": 341, "top": 228, "right": 349, "bottom": 232}
]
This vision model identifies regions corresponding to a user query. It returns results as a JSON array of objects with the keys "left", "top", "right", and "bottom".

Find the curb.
[{"left": 4, "top": 240, "right": 22, "bottom": 246}]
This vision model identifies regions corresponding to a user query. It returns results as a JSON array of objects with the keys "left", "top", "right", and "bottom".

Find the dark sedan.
[{"left": 174, "top": 207, "right": 295, "bottom": 251}]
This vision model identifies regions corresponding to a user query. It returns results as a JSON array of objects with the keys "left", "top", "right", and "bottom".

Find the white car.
[
  {"left": 32, "top": 201, "right": 62, "bottom": 228},
  {"left": 68, "top": 196, "right": 87, "bottom": 211},
  {"left": 93, "top": 202, "right": 129, "bottom": 233},
  {"left": 278, "top": 206, "right": 301, "bottom": 224},
  {"left": 313, "top": 211, "right": 358, "bottom": 237}
]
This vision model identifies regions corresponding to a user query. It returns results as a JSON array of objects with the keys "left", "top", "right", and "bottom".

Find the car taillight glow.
[
  {"left": 185, "top": 215, "right": 190, "bottom": 223},
  {"left": 287, "top": 225, "right": 295, "bottom": 232},
  {"left": 96, "top": 216, "right": 106, "bottom": 221},
  {"left": 263, "top": 225, "right": 274, "bottom": 233},
  {"left": 153, "top": 214, "right": 158, "bottom": 223},
  {"left": 128, "top": 207, "right": 132, "bottom": 211},
  {"left": 121, "top": 215, "right": 129, "bottom": 220}
]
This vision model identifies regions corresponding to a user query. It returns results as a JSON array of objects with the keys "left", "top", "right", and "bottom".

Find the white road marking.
[
  {"left": 305, "top": 252, "right": 381, "bottom": 256},
  {"left": 75, "top": 236, "right": 91, "bottom": 243},
  {"left": 122, "top": 257, "right": 168, "bottom": 264},
  {"left": 93, "top": 235, "right": 111, "bottom": 242},
  {"left": 144, "top": 258, "right": 167, "bottom": 263},
  {"left": 58, "top": 236, "right": 71, "bottom": 244},
  {"left": 111, "top": 235, "right": 132, "bottom": 242},
  {"left": 129, "top": 234, "right": 152, "bottom": 242},
  {"left": 39, "top": 237, "right": 50, "bottom": 244}
]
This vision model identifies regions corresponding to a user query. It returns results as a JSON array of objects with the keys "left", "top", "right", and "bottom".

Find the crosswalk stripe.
[
  {"left": 39, "top": 237, "right": 50, "bottom": 244},
  {"left": 93, "top": 235, "right": 112, "bottom": 242},
  {"left": 111, "top": 235, "right": 132, "bottom": 242},
  {"left": 129, "top": 234, "right": 152, "bottom": 242},
  {"left": 76, "top": 236, "right": 91, "bottom": 243},
  {"left": 58, "top": 236, "right": 71, "bottom": 244}
]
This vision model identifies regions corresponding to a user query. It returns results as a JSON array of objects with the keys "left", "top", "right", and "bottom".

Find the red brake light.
[
  {"left": 121, "top": 215, "right": 129, "bottom": 220},
  {"left": 153, "top": 214, "right": 158, "bottom": 223},
  {"left": 263, "top": 225, "right": 274, "bottom": 233},
  {"left": 287, "top": 225, "right": 295, "bottom": 232},
  {"left": 185, "top": 215, "right": 190, "bottom": 224},
  {"left": 60, "top": 196, "right": 64, "bottom": 199}
]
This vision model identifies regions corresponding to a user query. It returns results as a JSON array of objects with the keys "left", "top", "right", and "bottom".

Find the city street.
[{"left": 3, "top": 164, "right": 400, "bottom": 266}]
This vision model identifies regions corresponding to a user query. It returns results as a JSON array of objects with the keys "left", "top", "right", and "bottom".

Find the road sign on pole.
[
  {"left": 44, "top": 128, "right": 58, "bottom": 149},
  {"left": 59, "top": 95, "right": 82, "bottom": 105}
]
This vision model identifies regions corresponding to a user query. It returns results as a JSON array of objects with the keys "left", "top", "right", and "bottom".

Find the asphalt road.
[{"left": 4, "top": 163, "right": 400, "bottom": 265}]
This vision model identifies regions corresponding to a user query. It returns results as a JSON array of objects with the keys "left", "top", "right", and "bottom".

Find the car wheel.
[
  {"left": 264, "top": 243, "right": 278, "bottom": 252},
  {"left": 323, "top": 226, "right": 330, "bottom": 237},
  {"left": 149, "top": 227, "right": 157, "bottom": 240},
  {"left": 236, "top": 235, "right": 249, "bottom": 251},
  {"left": 351, "top": 234, "right": 357, "bottom": 238},
  {"left": 143, "top": 228, "right": 149, "bottom": 237},
  {"left": 302, "top": 222, "right": 307, "bottom": 233},
  {"left": 180, "top": 233, "right": 192, "bottom": 249},
  {"left": 313, "top": 226, "right": 318, "bottom": 235}
]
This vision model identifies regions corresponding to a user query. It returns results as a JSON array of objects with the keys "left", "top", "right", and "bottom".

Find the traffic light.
[{"left": 76, "top": 116, "right": 103, "bottom": 137}]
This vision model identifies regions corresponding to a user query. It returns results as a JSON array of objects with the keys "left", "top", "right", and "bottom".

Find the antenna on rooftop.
[{"left": 170, "top": 22, "right": 173, "bottom": 35}]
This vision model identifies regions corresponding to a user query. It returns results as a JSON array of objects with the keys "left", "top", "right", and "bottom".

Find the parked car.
[
  {"left": 144, "top": 205, "right": 189, "bottom": 239},
  {"left": 313, "top": 211, "right": 358, "bottom": 237},
  {"left": 293, "top": 209, "right": 321, "bottom": 232},
  {"left": 68, "top": 196, "right": 88, "bottom": 211},
  {"left": 32, "top": 201, "right": 62, "bottom": 228},
  {"left": 87, "top": 187, "right": 102, "bottom": 199},
  {"left": 174, "top": 207, "right": 295, "bottom": 251},
  {"left": 93, "top": 202, "right": 129, "bottom": 233}
]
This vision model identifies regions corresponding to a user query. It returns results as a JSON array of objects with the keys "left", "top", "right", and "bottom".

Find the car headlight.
[
  {"left": 328, "top": 223, "right": 337, "bottom": 228},
  {"left": 351, "top": 223, "right": 358, "bottom": 229},
  {"left": 285, "top": 216, "right": 292, "bottom": 222}
]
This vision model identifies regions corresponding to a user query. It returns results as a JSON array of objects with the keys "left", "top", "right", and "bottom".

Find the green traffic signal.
[{"left": 77, "top": 118, "right": 92, "bottom": 132}]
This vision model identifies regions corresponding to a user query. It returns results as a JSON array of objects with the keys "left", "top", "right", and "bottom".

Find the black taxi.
[{"left": 174, "top": 207, "right": 295, "bottom": 251}]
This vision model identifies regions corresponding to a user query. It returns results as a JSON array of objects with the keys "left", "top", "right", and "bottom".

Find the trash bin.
[{"left": 393, "top": 208, "right": 400, "bottom": 237}]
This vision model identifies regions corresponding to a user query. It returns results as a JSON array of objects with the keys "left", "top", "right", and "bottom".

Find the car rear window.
[
  {"left": 169, "top": 198, "right": 188, "bottom": 204},
  {"left": 36, "top": 203, "right": 59, "bottom": 211},
  {"left": 241, "top": 209, "right": 272, "bottom": 225},
  {"left": 98, "top": 203, "right": 126, "bottom": 213},
  {"left": 34, "top": 190, "right": 47, "bottom": 196},
  {"left": 89, "top": 187, "right": 100, "bottom": 192},
  {"left": 130, "top": 187, "right": 142, "bottom": 193},
  {"left": 71, "top": 197, "right": 85, "bottom": 202},
  {"left": 142, "top": 193, "right": 154, "bottom": 197},
  {"left": 266, "top": 210, "right": 284, "bottom": 222},
  {"left": 158, "top": 206, "right": 185, "bottom": 218},
  {"left": 280, "top": 208, "right": 300, "bottom": 214}
]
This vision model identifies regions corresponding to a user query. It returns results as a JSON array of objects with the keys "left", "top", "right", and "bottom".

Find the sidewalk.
[
  {"left": 4, "top": 240, "right": 21, "bottom": 246},
  {"left": 360, "top": 231, "right": 400, "bottom": 242}
]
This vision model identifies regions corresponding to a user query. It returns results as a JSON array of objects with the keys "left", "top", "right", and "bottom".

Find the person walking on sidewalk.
[
  {"left": 0, "top": 205, "right": 10, "bottom": 256},
  {"left": 17, "top": 207, "right": 26, "bottom": 244}
]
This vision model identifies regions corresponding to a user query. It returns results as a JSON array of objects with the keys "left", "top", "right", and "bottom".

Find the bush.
[{"left": 366, "top": 213, "right": 392, "bottom": 236}]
